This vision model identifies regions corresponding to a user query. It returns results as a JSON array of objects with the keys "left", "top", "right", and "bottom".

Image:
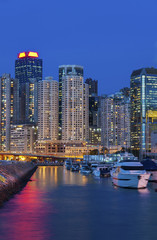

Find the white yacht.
[{"left": 111, "top": 160, "right": 150, "bottom": 189}]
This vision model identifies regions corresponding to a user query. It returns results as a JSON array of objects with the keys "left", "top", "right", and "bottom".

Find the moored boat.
[
  {"left": 93, "top": 165, "right": 110, "bottom": 178},
  {"left": 141, "top": 159, "right": 157, "bottom": 182},
  {"left": 80, "top": 165, "right": 91, "bottom": 174},
  {"left": 71, "top": 163, "right": 80, "bottom": 172},
  {"left": 64, "top": 159, "right": 72, "bottom": 170},
  {"left": 111, "top": 160, "right": 150, "bottom": 189}
]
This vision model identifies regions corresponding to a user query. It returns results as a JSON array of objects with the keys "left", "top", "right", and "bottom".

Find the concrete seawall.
[{"left": 0, "top": 162, "right": 37, "bottom": 206}]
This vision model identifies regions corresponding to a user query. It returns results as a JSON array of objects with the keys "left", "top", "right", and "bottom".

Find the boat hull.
[
  {"left": 112, "top": 173, "right": 150, "bottom": 189},
  {"left": 148, "top": 171, "right": 157, "bottom": 182}
]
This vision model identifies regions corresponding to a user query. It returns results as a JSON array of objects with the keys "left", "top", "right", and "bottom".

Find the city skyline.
[
  {"left": 1, "top": 49, "right": 156, "bottom": 97},
  {"left": 1, "top": 1, "right": 157, "bottom": 239},
  {"left": 1, "top": 0, "right": 157, "bottom": 95},
  {"left": 0, "top": 50, "right": 157, "bottom": 157},
  {"left": 0, "top": 50, "right": 132, "bottom": 97}
]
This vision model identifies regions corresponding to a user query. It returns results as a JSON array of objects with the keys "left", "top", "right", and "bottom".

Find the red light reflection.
[{"left": 0, "top": 181, "right": 55, "bottom": 240}]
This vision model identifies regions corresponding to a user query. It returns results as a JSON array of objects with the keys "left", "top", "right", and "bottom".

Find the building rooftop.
[{"left": 131, "top": 67, "right": 157, "bottom": 77}]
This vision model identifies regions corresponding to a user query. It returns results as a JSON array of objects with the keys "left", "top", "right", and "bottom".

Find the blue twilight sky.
[{"left": 0, "top": 0, "right": 157, "bottom": 95}]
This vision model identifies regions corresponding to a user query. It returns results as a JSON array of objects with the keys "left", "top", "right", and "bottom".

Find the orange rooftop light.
[
  {"left": 18, "top": 51, "right": 39, "bottom": 59},
  {"left": 18, "top": 52, "right": 26, "bottom": 58},
  {"left": 28, "top": 52, "right": 39, "bottom": 58}
]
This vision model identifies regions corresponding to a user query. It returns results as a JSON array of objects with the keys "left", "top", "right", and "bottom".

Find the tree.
[
  {"left": 121, "top": 147, "right": 126, "bottom": 152},
  {"left": 89, "top": 149, "right": 98, "bottom": 155},
  {"left": 101, "top": 147, "right": 109, "bottom": 154}
]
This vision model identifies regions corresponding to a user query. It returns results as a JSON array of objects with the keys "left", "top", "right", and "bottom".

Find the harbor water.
[{"left": 0, "top": 166, "right": 157, "bottom": 240}]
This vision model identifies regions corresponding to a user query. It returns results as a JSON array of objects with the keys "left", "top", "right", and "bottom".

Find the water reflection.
[
  {"left": 0, "top": 167, "right": 157, "bottom": 240},
  {"left": 138, "top": 187, "right": 150, "bottom": 194},
  {"left": 0, "top": 167, "right": 92, "bottom": 240},
  {"left": 35, "top": 166, "right": 89, "bottom": 189},
  {"left": 0, "top": 182, "right": 55, "bottom": 240}
]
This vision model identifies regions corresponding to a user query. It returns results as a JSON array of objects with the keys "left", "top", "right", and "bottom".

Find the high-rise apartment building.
[
  {"left": 60, "top": 66, "right": 88, "bottom": 142},
  {"left": 83, "top": 83, "right": 89, "bottom": 141},
  {"left": 59, "top": 65, "right": 83, "bottom": 139},
  {"left": 85, "top": 78, "right": 98, "bottom": 126},
  {"left": 130, "top": 68, "right": 157, "bottom": 157},
  {"left": 0, "top": 74, "right": 14, "bottom": 151},
  {"left": 101, "top": 92, "right": 130, "bottom": 152},
  {"left": 89, "top": 126, "right": 101, "bottom": 145},
  {"left": 38, "top": 77, "right": 59, "bottom": 140},
  {"left": 25, "top": 78, "right": 38, "bottom": 124},
  {"left": 85, "top": 78, "right": 101, "bottom": 144},
  {"left": 15, "top": 51, "right": 42, "bottom": 124}
]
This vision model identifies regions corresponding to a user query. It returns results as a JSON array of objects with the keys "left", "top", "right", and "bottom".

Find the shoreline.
[{"left": 0, "top": 162, "right": 37, "bottom": 206}]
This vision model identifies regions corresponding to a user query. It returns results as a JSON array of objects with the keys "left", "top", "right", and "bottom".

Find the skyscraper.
[
  {"left": 130, "top": 68, "right": 157, "bottom": 157},
  {"left": 0, "top": 74, "right": 14, "bottom": 151},
  {"left": 60, "top": 65, "right": 88, "bottom": 142},
  {"left": 59, "top": 65, "right": 83, "bottom": 139},
  {"left": 85, "top": 78, "right": 101, "bottom": 144},
  {"left": 25, "top": 78, "right": 38, "bottom": 124},
  {"left": 85, "top": 78, "right": 98, "bottom": 126},
  {"left": 38, "top": 77, "right": 59, "bottom": 141},
  {"left": 83, "top": 83, "right": 89, "bottom": 141},
  {"left": 15, "top": 51, "right": 42, "bottom": 124},
  {"left": 15, "top": 52, "right": 42, "bottom": 83},
  {"left": 101, "top": 92, "right": 130, "bottom": 152}
]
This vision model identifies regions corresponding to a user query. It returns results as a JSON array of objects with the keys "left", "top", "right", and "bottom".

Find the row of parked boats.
[
  {"left": 64, "top": 155, "right": 157, "bottom": 189},
  {"left": 65, "top": 160, "right": 111, "bottom": 178}
]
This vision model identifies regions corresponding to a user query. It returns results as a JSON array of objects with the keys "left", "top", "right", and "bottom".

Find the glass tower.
[
  {"left": 130, "top": 68, "right": 157, "bottom": 158},
  {"left": 15, "top": 52, "right": 42, "bottom": 124},
  {"left": 15, "top": 52, "right": 42, "bottom": 84},
  {"left": 85, "top": 78, "right": 101, "bottom": 144}
]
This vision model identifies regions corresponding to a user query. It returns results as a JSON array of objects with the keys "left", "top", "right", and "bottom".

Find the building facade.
[
  {"left": 35, "top": 140, "right": 66, "bottom": 154},
  {"left": 10, "top": 124, "right": 37, "bottom": 153},
  {"left": 85, "top": 78, "right": 98, "bottom": 126},
  {"left": 85, "top": 78, "right": 101, "bottom": 144},
  {"left": 15, "top": 51, "right": 42, "bottom": 124},
  {"left": 83, "top": 83, "right": 89, "bottom": 141},
  {"left": 101, "top": 92, "right": 130, "bottom": 152},
  {"left": 25, "top": 78, "right": 38, "bottom": 123},
  {"left": 89, "top": 126, "right": 101, "bottom": 145},
  {"left": 38, "top": 77, "right": 59, "bottom": 141},
  {"left": 59, "top": 65, "right": 83, "bottom": 139},
  {"left": 0, "top": 74, "right": 14, "bottom": 151},
  {"left": 85, "top": 78, "right": 98, "bottom": 97},
  {"left": 130, "top": 68, "right": 157, "bottom": 157},
  {"left": 61, "top": 66, "right": 88, "bottom": 142}
]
